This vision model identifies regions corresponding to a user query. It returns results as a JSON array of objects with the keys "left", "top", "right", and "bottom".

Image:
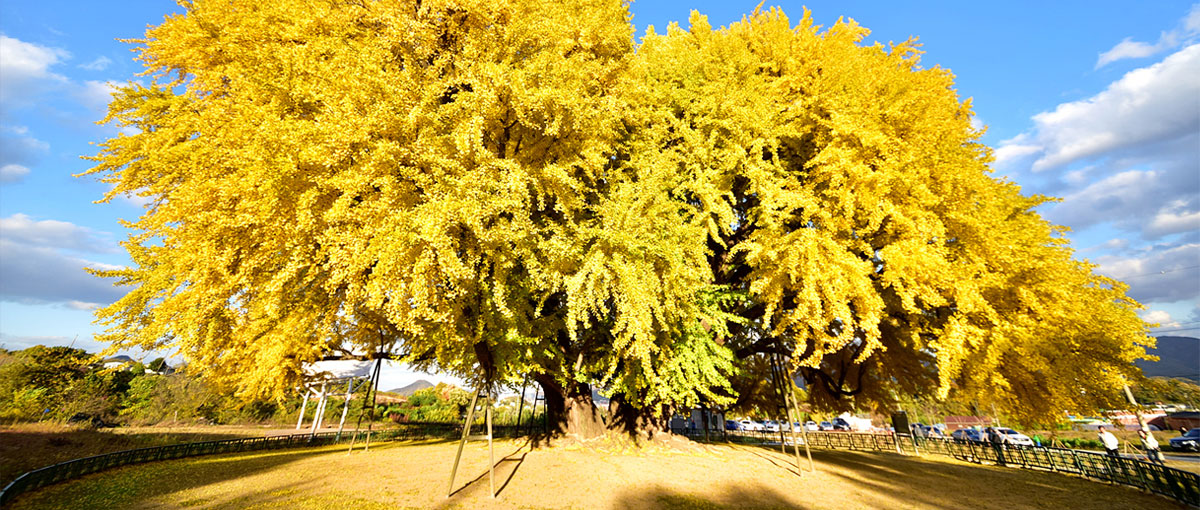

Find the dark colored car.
[
  {"left": 832, "top": 418, "right": 851, "bottom": 431},
  {"left": 1170, "top": 428, "right": 1200, "bottom": 452}
]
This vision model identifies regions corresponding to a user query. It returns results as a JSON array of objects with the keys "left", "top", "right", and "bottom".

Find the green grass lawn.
[{"left": 6, "top": 438, "right": 1184, "bottom": 509}]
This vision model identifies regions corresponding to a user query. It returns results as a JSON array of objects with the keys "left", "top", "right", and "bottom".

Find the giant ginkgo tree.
[{"left": 84, "top": 0, "right": 1150, "bottom": 438}]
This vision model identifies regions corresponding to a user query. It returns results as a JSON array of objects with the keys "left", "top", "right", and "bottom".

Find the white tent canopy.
[{"left": 302, "top": 359, "right": 376, "bottom": 383}]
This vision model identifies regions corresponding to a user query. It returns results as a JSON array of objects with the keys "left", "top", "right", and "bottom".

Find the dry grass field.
[
  {"left": 0, "top": 423, "right": 305, "bottom": 485},
  {"left": 5, "top": 437, "right": 1187, "bottom": 510}
]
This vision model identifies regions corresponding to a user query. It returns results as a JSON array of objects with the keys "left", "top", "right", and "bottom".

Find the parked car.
[
  {"left": 994, "top": 428, "right": 1035, "bottom": 446},
  {"left": 762, "top": 420, "right": 780, "bottom": 432},
  {"left": 952, "top": 428, "right": 986, "bottom": 442},
  {"left": 725, "top": 420, "right": 740, "bottom": 431},
  {"left": 739, "top": 419, "right": 765, "bottom": 431},
  {"left": 818, "top": 421, "right": 833, "bottom": 431},
  {"left": 1170, "top": 428, "right": 1200, "bottom": 452},
  {"left": 832, "top": 418, "right": 852, "bottom": 431},
  {"left": 911, "top": 424, "right": 944, "bottom": 438},
  {"left": 805, "top": 421, "right": 819, "bottom": 432}
]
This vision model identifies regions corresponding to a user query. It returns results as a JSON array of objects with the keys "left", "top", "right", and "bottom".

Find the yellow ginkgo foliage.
[
  {"left": 629, "top": 8, "right": 1150, "bottom": 424},
  {"left": 84, "top": 1, "right": 1150, "bottom": 435}
]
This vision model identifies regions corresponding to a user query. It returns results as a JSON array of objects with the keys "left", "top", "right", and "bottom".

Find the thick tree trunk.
[
  {"left": 534, "top": 374, "right": 606, "bottom": 440},
  {"left": 606, "top": 394, "right": 669, "bottom": 441}
]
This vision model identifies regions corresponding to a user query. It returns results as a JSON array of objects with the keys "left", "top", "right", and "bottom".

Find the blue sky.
[{"left": 0, "top": 1, "right": 1197, "bottom": 389}]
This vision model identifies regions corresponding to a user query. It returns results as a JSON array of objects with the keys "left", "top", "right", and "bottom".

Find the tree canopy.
[{"left": 84, "top": 0, "right": 1151, "bottom": 433}]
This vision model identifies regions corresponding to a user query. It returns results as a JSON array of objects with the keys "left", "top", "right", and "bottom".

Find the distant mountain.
[
  {"left": 1137, "top": 336, "right": 1200, "bottom": 383},
  {"left": 389, "top": 379, "right": 435, "bottom": 396}
]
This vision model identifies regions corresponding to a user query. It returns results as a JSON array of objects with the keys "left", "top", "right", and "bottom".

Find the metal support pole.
[
  {"left": 349, "top": 359, "right": 382, "bottom": 452},
  {"left": 487, "top": 390, "right": 495, "bottom": 498},
  {"left": 337, "top": 379, "right": 354, "bottom": 439},
  {"left": 365, "top": 362, "right": 382, "bottom": 451},
  {"left": 296, "top": 387, "right": 310, "bottom": 430},
  {"left": 447, "top": 387, "right": 481, "bottom": 498},
  {"left": 310, "top": 383, "right": 327, "bottom": 437},
  {"left": 316, "top": 381, "right": 329, "bottom": 430},
  {"left": 529, "top": 385, "right": 541, "bottom": 437},
  {"left": 516, "top": 374, "right": 529, "bottom": 431}
]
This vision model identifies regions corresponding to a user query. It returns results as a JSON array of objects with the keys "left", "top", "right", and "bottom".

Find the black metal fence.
[
  {"left": 0, "top": 421, "right": 530, "bottom": 507},
  {"left": 672, "top": 428, "right": 1200, "bottom": 507}
]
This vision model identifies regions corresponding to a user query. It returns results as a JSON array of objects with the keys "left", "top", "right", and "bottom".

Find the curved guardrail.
[
  {"left": 0, "top": 422, "right": 523, "bottom": 507},
  {"left": 673, "top": 428, "right": 1199, "bottom": 507}
]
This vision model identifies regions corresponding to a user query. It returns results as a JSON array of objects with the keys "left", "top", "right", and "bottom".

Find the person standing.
[
  {"left": 1098, "top": 426, "right": 1120, "bottom": 457},
  {"left": 1139, "top": 429, "right": 1165, "bottom": 465},
  {"left": 987, "top": 427, "right": 1007, "bottom": 465}
]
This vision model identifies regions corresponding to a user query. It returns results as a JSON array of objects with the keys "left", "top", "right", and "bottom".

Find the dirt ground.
[{"left": 7, "top": 437, "right": 1186, "bottom": 510}]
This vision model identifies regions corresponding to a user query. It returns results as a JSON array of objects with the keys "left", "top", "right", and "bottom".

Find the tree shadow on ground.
[
  {"left": 735, "top": 442, "right": 1182, "bottom": 510},
  {"left": 612, "top": 483, "right": 808, "bottom": 510},
  {"left": 443, "top": 438, "right": 532, "bottom": 504}
]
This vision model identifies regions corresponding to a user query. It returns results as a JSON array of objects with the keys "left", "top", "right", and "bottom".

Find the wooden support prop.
[
  {"left": 447, "top": 387, "right": 481, "bottom": 498},
  {"left": 774, "top": 352, "right": 807, "bottom": 475}
]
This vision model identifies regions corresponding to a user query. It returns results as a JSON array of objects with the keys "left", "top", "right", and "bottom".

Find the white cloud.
[
  {"left": 78, "top": 56, "right": 112, "bottom": 71},
  {"left": 0, "top": 333, "right": 74, "bottom": 351},
  {"left": 77, "top": 80, "right": 120, "bottom": 112},
  {"left": 0, "top": 215, "right": 124, "bottom": 307},
  {"left": 0, "top": 239, "right": 126, "bottom": 306},
  {"left": 1096, "top": 4, "right": 1200, "bottom": 68},
  {"left": 1097, "top": 38, "right": 1162, "bottom": 68},
  {"left": 991, "top": 134, "right": 1041, "bottom": 168},
  {"left": 0, "top": 130, "right": 49, "bottom": 166},
  {"left": 1030, "top": 44, "right": 1200, "bottom": 171},
  {"left": 1045, "top": 163, "right": 1199, "bottom": 240},
  {"left": 1140, "top": 309, "right": 1181, "bottom": 328},
  {"left": 1095, "top": 243, "right": 1200, "bottom": 303},
  {"left": 1146, "top": 202, "right": 1200, "bottom": 239},
  {"left": 1000, "top": 43, "right": 1200, "bottom": 246},
  {"left": 0, "top": 164, "right": 29, "bottom": 183},
  {"left": 0, "top": 213, "right": 116, "bottom": 253},
  {"left": 0, "top": 35, "right": 70, "bottom": 108},
  {"left": 0, "top": 128, "right": 49, "bottom": 180},
  {"left": 66, "top": 300, "right": 103, "bottom": 311}
]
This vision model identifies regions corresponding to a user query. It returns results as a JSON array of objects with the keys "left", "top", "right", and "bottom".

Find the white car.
[
  {"left": 995, "top": 428, "right": 1035, "bottom": 446},
  {"left": 738, "top": 419, "right": 765, "bottom": 431},
  {"left": 805, "top": 421, "right": 819, "bottom": 431},
  {"left": 762, "top": 420, "right": 780, "bottom": 432}
]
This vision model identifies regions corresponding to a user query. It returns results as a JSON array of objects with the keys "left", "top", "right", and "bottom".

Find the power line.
[
  {"left": 1149, "top": 320, "right": 1200, "bottom": 329},
  {"left": 1148, "top": 326, "right": 1200, "bottom": 334},
  {"left": 1114, "top": 265, "right": 1200, "bottom": 280}
]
